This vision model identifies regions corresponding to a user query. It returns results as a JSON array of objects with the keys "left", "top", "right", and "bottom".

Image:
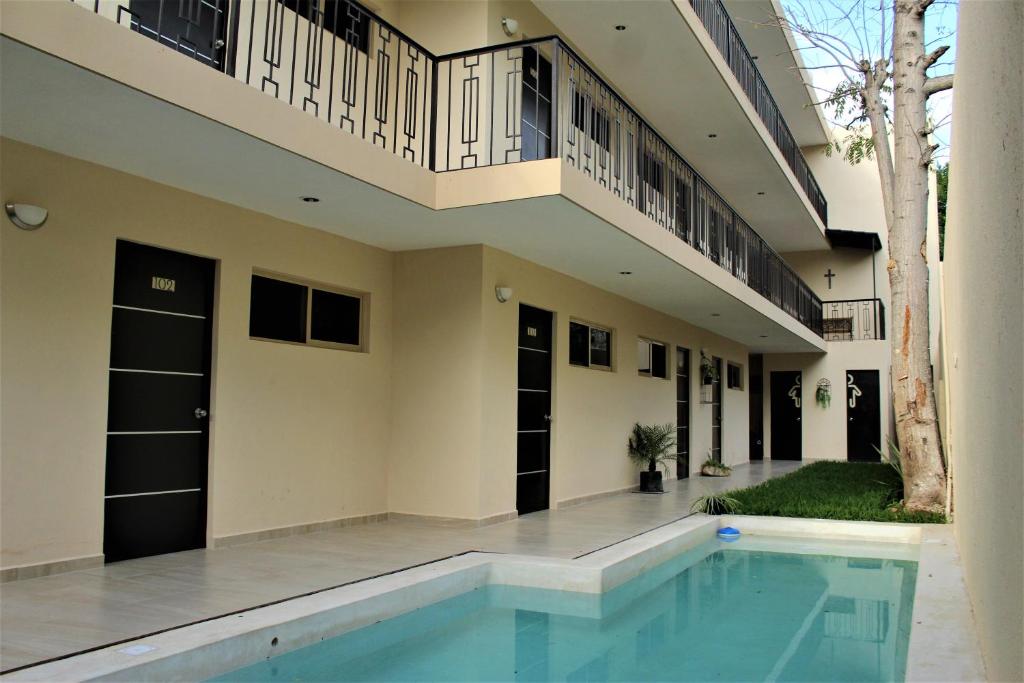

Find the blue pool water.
[{"left": 213, "top": 540, "right": 917, "bottom": 682}]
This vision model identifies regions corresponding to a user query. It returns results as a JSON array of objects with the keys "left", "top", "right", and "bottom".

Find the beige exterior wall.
[
  {"left": 940, "top": 1, "right": 1024, "bottom": 680},
  {"left": 762, "top": 344, "right": 892, "bottom": 462},
  {"left": 1, "top": 139, "right": 396, "bottom": 569}
]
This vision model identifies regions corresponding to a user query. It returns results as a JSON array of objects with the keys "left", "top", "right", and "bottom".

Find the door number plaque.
[{"left": 151, "top": 276, "right": 176, "bottom": 292}]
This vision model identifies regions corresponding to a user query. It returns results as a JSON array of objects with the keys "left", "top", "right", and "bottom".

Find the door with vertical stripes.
[
  {"left": 516, "top": 304, "right": 552, "bottom": 515},
  {"left": 104, "top": 240, "right": 215, "bottom": 563}
]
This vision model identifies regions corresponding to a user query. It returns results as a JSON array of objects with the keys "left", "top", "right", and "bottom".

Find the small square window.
[
  {"left": 250, "top": 274, "right": 307, "bottom": 343},
  {"left": 569, "top": 320, "right": 612, "bottom": 370},
  {"left": 310, "top": 289, "right": 361, "bottom": 347},
  {"left": 727, "top": 362, "right": 743, "bottom": 390},
  {"left": 637, "top": 338, "right": 668, "bottom": 379},
  {"left": 250, "top": 272, "right": 366, "bottom": 352}
]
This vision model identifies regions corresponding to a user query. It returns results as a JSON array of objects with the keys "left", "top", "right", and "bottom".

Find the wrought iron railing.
[
  {"left": 822, "top": 299, "right": 886, "bottom": 341},
  {"left": 688, "top": 0, "right": 828, "bottom": 225},
  {"left": 66, "top": 0, "right": 824, "bottom": 337}
]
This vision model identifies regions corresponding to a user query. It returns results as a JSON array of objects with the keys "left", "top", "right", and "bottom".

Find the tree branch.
[
  {"left": 923, "top": 45, "right": 950, "bottom": 69},
  {"left": 924, "top": 74, "right": 954, "bottom": 96}
]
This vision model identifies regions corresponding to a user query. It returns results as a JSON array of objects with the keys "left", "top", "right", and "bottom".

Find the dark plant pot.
[{"left": 639, "top": 470, "right": 664, "bottom": 493}]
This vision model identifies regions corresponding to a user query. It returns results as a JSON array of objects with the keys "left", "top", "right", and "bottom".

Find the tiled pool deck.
[{"left": 0, "top": 461, "right": 800, "bottom": 672}]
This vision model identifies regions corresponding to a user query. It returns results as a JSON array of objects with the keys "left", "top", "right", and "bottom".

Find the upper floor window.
[
  {"left": 280, "top": 0, "right": 372, "bottom": 53},
  {"left": 637, "top": 338, "right": 668, "bottom": 379},
  {"left": 250, "top": 271, "right": 367, "bottom": 351},
  {"left": 571, "top": 91, "right": 611, "bottom": 150},
  {"left": 569, "top": 320, "right": 612, "bottom": 370}
]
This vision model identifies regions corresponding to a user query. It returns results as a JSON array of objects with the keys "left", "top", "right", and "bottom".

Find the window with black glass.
[
  {"left": 727, "top": 362, "right": 743, "bottom": 390},
  {"left": 637, "top": 338, "right": 668, "bottom": 379},
  {"left": 278, "top": 0, "right": 371, "bottom": 53},
  {"left": 571, "top": 91, "right": 611, "bottom": 150},
  {"left": 569, "top": 321, "right": 613, "bottom": 370},
  {"left": 250, "top": 272, "right": 366, "bottom": 351}
]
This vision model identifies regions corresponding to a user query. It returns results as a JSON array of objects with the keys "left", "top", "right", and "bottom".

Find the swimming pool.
[{"left": 212, "top": 539, "right": 917, "bottom": 682}]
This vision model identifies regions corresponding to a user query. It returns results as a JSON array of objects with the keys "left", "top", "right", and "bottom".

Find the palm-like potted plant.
[{"left": 628, "top": 423, "right": 676, "bottom": 493}]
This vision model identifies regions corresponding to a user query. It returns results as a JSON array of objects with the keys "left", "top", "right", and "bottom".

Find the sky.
[{"left": 779, "top": 0, "right": 958, "bottom": 164}]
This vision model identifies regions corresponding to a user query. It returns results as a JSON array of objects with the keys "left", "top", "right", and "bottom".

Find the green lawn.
[{"left": 727, "top": 461, "right": 946, "bottom": 524}]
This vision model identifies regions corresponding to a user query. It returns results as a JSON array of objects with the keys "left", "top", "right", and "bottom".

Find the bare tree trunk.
[{"left": 887, "top": 0, "right": 946, "bottom": 512}]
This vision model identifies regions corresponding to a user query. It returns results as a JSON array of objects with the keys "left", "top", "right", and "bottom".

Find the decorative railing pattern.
[
  {"left": 66, "top": 0, "right": 824, "bottom": 337},
  {"left": 822, "top": 299, "right": 885, "bottom": 341},
  {"left": 688, "top": 0, "right": 828, "bottom": 225}
]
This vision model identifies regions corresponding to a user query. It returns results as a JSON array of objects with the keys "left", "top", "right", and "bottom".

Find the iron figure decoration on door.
[
  {"left": 847, "top": 374, "right": 862, "bottom": 408},
  {"left": 787, "top": 376, "right": 801, "bottom": 408}
]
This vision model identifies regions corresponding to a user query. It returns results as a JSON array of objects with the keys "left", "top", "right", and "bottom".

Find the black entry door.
[
  {"left": 521, "top": 46, "right": 552, "bottom": 162},
  {"left": 770, "top": 371, "right": 802, "bottom": 460},
  {"left": 128, "top": 0, "right": 231, "bottom": 72},
  {"left": 675, "top": 347, "right": 691, "bottom": 479},
  {"left": 104, "top": 240, "right": 215, "bottom": 563},
  {"left": 847, "top": 370, "right": 882, "bottom": 462},
  {"left": 516, "top": 305, "right": 552, "bottom": 515},
  {"left": 748, "top": 354, "right": 764, "bottom": 459},
  {"left": 711, "top": 357, "right": 723, "bottom": 463}
]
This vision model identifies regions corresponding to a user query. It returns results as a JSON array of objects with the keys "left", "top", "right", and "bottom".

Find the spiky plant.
[
  {"left": 690, "top": 492, "right": 741, "bottom": 515},
  {"left": 627, "top": 423, "right": 676, "bottom": 473}
]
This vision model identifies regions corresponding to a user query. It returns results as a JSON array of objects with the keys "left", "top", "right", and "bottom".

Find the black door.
[
  {"left": 521, "top": 46, "right": 552, "bottom": 162},
  {"left": 128, "top": 0, "right": 231, "bottom": 72},
  {"left": 675, "top": 347, "right": 691, "bottom": 479},
  {"left": 104, "top": 240, "right": 215, "bottom": 563},
  {"left": 516, "top": 305, "right": 552, "bottom": 514},
  {"left": 847, "top": 370, "right": 882, "bottom": 462},
  {"left": 770, "top": 371, "right": 802, "bottom": 460},
  {"left": 711, "top": 357, "right": 722, "bottom": 463},
  {"left": 748, "top": 354, "right": 764, "bottom": 460}
]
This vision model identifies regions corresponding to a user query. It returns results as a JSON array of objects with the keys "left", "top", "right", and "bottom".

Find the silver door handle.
[
  {"left": 195, "top": 408, "right": 209, "bottom": 419},
  {"left": 543, "top": 414, "right": 553, "bottom": 422}
]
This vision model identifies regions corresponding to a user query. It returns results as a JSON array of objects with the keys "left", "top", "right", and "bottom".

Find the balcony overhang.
[
  {"left": 532, "top": 0, "right": 830, "bottom": 251},
  {"left": 721, "top": 0, "right": 831, "bottom": 147},
  {"left": 0, "top": 12, "right": 824, "bottom": 353}
]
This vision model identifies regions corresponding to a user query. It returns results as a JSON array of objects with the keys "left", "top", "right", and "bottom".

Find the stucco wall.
[
  {"left": 762, "top": 343, "right": 892, "bottom": 462},
  {"left": 0, "top": 139, "right": 396, "bottom": 569},
  {"left": 941, "top": 1, "right": 1024, "bottom": 680}
]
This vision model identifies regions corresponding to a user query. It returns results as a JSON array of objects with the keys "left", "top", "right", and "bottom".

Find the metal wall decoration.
[
  {"left": 70, "top": 0, "right": 826, "bottom": 336},
  {"left": 815, "top": 378, "right": 831, "bottom": 408}
]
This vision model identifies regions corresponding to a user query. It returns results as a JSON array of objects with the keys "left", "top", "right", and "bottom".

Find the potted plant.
[
  {"left": 700, "top": 453, "right": 732, "bottom": 477},
  {"left": 628, "top": 423, "right": 676, "bottom": 493},
  {"left": 700, "top": 352, "right": 718, "bottom": 385},
  {"left": 690, "top": 491, "right": 741, "bottom": 515}
]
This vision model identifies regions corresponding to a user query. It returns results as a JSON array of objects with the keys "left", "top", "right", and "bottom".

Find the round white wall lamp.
[
  {"left": 501, "top": 17, "right": 519, "bottom": 37},
  {"left": 495, "top": 286, "right": 513, "bottom": 303},
  {"left": 5, "top": 203, "right": 48, "bottom": 231}
]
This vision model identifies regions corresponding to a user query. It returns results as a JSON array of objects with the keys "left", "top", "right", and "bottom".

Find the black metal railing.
[
  {"left": 822, "top": 299, "right": 885, "bottom": 341},
  {"left": 688, "top": 0, "right": 828, "bottom": 225},
  {"left": 67, "top": 0, "right": 824, "bottom": 336}
]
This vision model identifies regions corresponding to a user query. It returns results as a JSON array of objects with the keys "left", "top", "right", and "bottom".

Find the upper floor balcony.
[{"left": 0, "top": 0, "right": 827, "bottom": 346}]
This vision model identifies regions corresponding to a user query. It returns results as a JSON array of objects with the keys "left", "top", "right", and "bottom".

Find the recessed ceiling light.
[
  {"left": 757, "top": 191, "right": 766, "bottom": 196},
  {"left": 759, "top": 334, "right": 768, "bottom": 338},
  {"left": 711, "top": 313, "right": 721, "bottom": 317},
  {"left": 752, "top": 55, "right": 759, "bottom": 60},
  {"left": 301, "top": 196, "right": 320, "bottom": 203},
  {"left": 619, "top": 270, "right": 632, "bottom": 275},
  {"left": 708, "top": 133, "right": 718, "bottom": 138},
  {"left": 614, "top": 24, "right": 627, "bottom": 31}
]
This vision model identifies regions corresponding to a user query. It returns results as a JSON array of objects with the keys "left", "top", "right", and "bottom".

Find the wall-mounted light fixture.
[
  {"left": 500, "top": 17, "right": 519, "bottom": 37},
  {"left": 5, "top": 203, "right": 48, "bottom": 231},
  {"left": 495, "top": 286, "right": 513, "bottom": 303}
]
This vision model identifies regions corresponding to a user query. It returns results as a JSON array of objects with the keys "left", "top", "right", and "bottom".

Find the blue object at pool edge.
[{"left": 717, "top": 526, "right": 741, "bottom": 541}]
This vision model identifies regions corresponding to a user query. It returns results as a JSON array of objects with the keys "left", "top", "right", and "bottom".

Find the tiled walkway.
[{"left": 0, "top": 461, "right": 801, "bottom": 672}]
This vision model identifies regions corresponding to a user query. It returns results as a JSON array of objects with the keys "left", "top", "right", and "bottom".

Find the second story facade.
[{"left": 1, "top": 0, "right": 844, "bottom": 350}]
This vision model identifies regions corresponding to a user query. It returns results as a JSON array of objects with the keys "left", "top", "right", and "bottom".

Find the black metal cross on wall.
[{"left": 824, "top": 268, "right": 836, "bottom": 289}]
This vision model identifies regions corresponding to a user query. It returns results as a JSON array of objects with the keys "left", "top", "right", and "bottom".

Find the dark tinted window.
[
  {"left": 651, "top": 342, "right": 667, "bottom": 378},
  {"left": 250, "top": 275, "right": 307, "bottom": 343},
  {"left": 727, "top": 363, "right": 743, "bottom": 389},
  {"left": 280, "top": 0, "right": 371, "bottom": 53},
  {"left": 310, "top": 289, "right": 361, "bottom": 346},
  {"left": 590, "top": 328, "right": 611, "bottom": 368},
  {"left": 569, "top": 322, "right": 590, "bottom": 367}
]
